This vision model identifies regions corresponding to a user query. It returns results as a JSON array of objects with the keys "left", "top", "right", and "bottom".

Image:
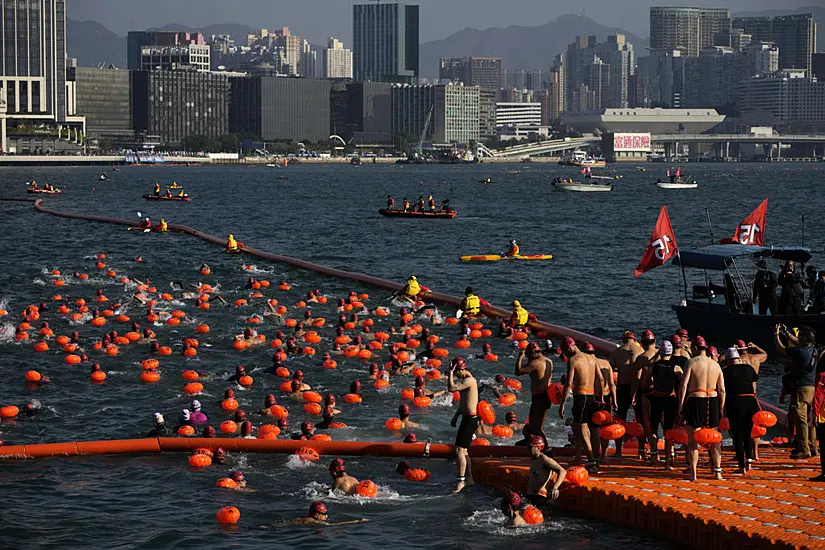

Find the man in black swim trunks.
[
  {"left": 641, "top": 341, "right": 683, "bottom": 469},
  {"left": 448, "top": 357, "right": 479, "bottom": 493},
  {"left": 515, "top": 341, "right": 553, "bottom": 449},
  {"left": 609, "top": 331, "right": 642, "bottom": 456},
  {"left": 559, "top": 337, "right": 604, "bottom": 471}
]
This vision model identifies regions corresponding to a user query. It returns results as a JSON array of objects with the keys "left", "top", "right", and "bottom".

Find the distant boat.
[
  {"left": 657, "top": 168, "right": 697, "bottom": 189},
  {"left": 552, "top": 178, "right": 612, "bottom": 192}
]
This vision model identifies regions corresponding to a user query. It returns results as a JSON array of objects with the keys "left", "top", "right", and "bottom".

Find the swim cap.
[
  {"left": 561, "top": 336, "right": 576, "bottom": 350},
  {"left": 154, "top": 412, "right": 165, "bottom": 424},
  {"left": 693, "top": 335, "right": 707, "bottom": 349},
  {"left": 414, "top": 376, "right": 425, "bottom": 387},
  {"left": 150, "top": 342, "right": 160, "bottom": 352},
  {"left": 350, "top": 380, "right": 361, "bottom": 393},
  {"left": 301, "top": 421, "right": 315, "bottom": 434},
  {"left": 329, "top": 457, "right": 345, "bottom": 476},
  {"left": 661, "top": 341, "right": 674, "bottom": 355},
  {"left": 215, "top": 448, "right": 227, "bottom": 459},
  {"left": 396, "top": 460, "right": 411, "bottom": 475},
  {"left": 276, "top": 418, "right": 288, "bottom": 429},
  {"left": 202, "top": 425, "right": 217, "bottom": 437},
  {"left": 180, "top": 409, "right": 191, "bottom": 421},
  {"left": 512, "top": 300, "right": 521, "bottom": 307},
  {"left": 529, "top": 435, "right": 545, "bottom": 450},
  {"left": 91, "top": 363, "right": 102, "bottom": 372},
  {"left": 225, "top": 389, "right": 235, "bottom": 399},
  {"left": 413, "top": 387, "right": 424, "bottom": 398},
  {"left": 708, "top": 346, "right": 719, "bottom": 359},
  {"left": 240, "top": 421, "right": 253, "bottom": 436},
  {"left": 503, "top": 491, "right": 521, "bottom": 510},
  {"left": 294, "top": 370, "right": 304, "bottom": 379},
  {"left": 265, "top": 394, "right": 276, "bottom": 407},
  {"left": 369, "top": 364, "right": 379, "bottom": 374},
  {"left": 309, "top": 501, "right": 327, "bottom": 516},
  {"left": 235, "top": 410, "right": 247, "bottom": 422},
  {"left": 404, "top": 433, "right": 418, "bottom": 443},
  {"left": 451, "top": 356, "right": 467, "bottom": 368},
  {"left": 236, "top": 365, "right": 245, "bottom": 374},
  {"left": 505, "top": 411, "right": 517, "bottom": 423},
  {"left": 725, "top": 347, "right": 740, "bottom": 361},
  {"left": 670, "top": 334, "right": 681, "bottom": 345},
  {"left": 527, "top": 341, "right": 541, "bottom": 352},
  {"left": 494, "top": 374, "right": 506, "bottom": 384},
  {"left": 641, "top": 329, "right": 655, "bottom": 341},
  {"left": 399, "top": 404, "right": 411, "bottom": 417},
  {"left": 735, "top": 339, "right": 746, "bottom": 349},
  {"left": 191, "top": 400, "right": 202, "bottom": 411},
  {"left": 230, "top": 471, "right": 245, "bottom": 482},
  {"left": 676, "top": 328, "right": 689, "bottom": 339},
  {"left": 325, "top": 393, "right": 336, "bottom": 404}
]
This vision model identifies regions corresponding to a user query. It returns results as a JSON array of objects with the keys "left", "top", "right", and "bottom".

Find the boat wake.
[
  {"left": 463, "top": 508, "right": 578, "bottom": 536},
  {"left": 298, "top": 480, "right": 418, "bottom": 504}
]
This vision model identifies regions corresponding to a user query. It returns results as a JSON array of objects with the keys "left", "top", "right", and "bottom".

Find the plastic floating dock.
[{"left": 473, "top": 447, "right": 825, "bottom": 549}]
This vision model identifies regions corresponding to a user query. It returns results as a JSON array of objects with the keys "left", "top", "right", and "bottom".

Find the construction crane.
[{"left": 414, "top": 105, "right": 434, "bottom": 159}]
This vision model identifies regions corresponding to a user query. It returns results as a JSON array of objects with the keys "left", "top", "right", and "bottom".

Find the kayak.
[
  {"left": 143, "top": 195, "right": 192, "bottom": 202},
  {"left": 379, "top": 209, "right": 457, "bottom": 219},
  {"left": 460, "top": 254, "right": 554, "bottom": 262},
  {"left": 27, "top": 189, "right": 61, "bottom": 194}
]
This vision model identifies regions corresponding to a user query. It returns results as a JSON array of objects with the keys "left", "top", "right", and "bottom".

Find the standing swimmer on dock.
[
  {"left": 559, "top": 337, "right": 605, "bottom": 472},
  {"left": 678, "top": 336, "right": 726, "bottom": 481},
  {"left": 448, "top": 356, "right": 479, "bottom": 493},
  {"left": 514, "top": 342, "right": 553, "bottom": 449}
]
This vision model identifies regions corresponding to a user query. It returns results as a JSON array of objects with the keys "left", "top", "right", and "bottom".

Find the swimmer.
[
  {"left": 288, "top": 379, "right": 305, "bottom": 401},
  {"left": 315, "top": 407, "right": 337, "bottom": 430},
  {"left": 290, "top": 502, "right": 367, "bottom": 526},
  {"left": 145, "top": 412, "right": 169, "bottom": 437},
  {"left": 324, "top": 394, "right": 342, "bottom": 415},
  {"left": 404, "top": 433, "right": 418, "bottom": 443},
  {"left": 415, "top": 375, "right": 446, "bottom": 398},
  {"left": 175, "top": 409, "right": 192, "bottom": 431},
  {"left": 515, "top": 341, "right": 553, "bottom": 449},
  {"left": 349, "top": 380, "right": 361, "bottom": 395},
  {"left": 240, "top": 420, "right": 254, "bottom": 438},
  {"left": 189, "top": 400, "right": 208, "bottom": 425},
  {"left": 329, "top": 458, "right": 360, "bottom": 495},
  {"left": 202, "top": 425, "right": 217, "bottom": 438},
  {"left": 505, "top": 411, "right": 525, "bottom": 431},
  {"left": 292, "top": 370, "right": 310, "bottom": 391},
  {"left": 214, "top": 448, "right": 227, "bottom": 465},
  {"left": 448, "top": 357, "right": 479, "bottom": 493},
  {"left": 227, "top": 365, "right": 246, "bottom": 383},
  {"left": 610, "top": 331, "right": 643, "bottom": 456},
  {"left": 259, "top": 394, "right": 277, "bottom": 415},
  {"left": 292, "top": 421, "right": 316, "bottom": 440},
  {"left": 559, "top": 337, "right": 605, "bottom": 471},
  {"left": 228, "top": 471, "right": 257, "bottom": 492},
  {"left": 526, "top": 435, "right": 566, "bottom": 507},
  {"left": 501, "top": 492, "right": 528, "bottom": 527},
  {"left": 398, "top": 404, "right": 420, "bottom": 429}
]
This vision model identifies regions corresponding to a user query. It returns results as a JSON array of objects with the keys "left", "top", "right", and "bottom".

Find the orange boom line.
[{"left": 0, "top": 438, "right": 532, "bottom": 460}]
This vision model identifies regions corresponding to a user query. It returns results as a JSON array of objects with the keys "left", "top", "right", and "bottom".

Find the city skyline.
[{"left": 68, "top": 0, "right": 819, "bottom": 44}]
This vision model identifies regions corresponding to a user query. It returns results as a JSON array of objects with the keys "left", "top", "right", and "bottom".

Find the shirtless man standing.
[
  {"left": 329, "top": 458, "right": 360, "bottom": 495},
  {"left": 737, "top": 339, "right": 768, "bottom": 460},
  {"left": 448, "top": 357, "right": 479, "bottom": 493},
  {"left": 587, "top": 343, "right": 617, "bottom": 461},
  {"left": 631, "top": 330, "right": 658, "bottom": 460},
  {"left": 678, "top": 335, "right": 726, "bottom": 481},
  {"left": 559, "top": 337, "right": 605, "bottom": 471},
  {"left": 610, "top": 331, "right": 642, "bottom": 456},
  {"left": 515, "top": 342, "right": 553, "bottom": 448},
  {"left": 526, "top": 435, "right": 567, "bottom": 507}
]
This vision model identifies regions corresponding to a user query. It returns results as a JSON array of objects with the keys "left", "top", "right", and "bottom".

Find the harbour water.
[{"left": 0, "top": 162, "right": 823, "bottom": 548}]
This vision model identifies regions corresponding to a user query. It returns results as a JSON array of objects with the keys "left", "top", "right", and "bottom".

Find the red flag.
[
  {"left": 634, "top": 206, "right": 679, "bottom": 277},
  {"left": 725, "top": 198, "right": 768, "bottom": 246}
]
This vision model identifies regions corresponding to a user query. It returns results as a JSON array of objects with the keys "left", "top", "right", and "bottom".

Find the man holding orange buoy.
[
  {"left": 500, "top": 492, "right": 528, "bottom": 527},
  {"left": 448, "top": 356, "right": 479, "bottom": 493},
  {"left": 515, "top": 342, "right": 553, "bottom": 449},
  {"left": 527, "top": 435, "right": 566, "bottom": 507},
  {"left": 559, "top": 337, "right": 605, "bottom": 472},
  {"left": 329, "top": 458, "right": 360, "bottom": 495},
  {"left": 678, "top": 336, "right": 726, "bottom": 481},
  {"left": 291, "top": 502, "right": 368, "bottom": 526}
]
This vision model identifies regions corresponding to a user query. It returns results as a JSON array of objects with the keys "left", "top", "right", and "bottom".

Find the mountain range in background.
[{"left": 68, "top": 7, "right": 823, "bottom": 75}]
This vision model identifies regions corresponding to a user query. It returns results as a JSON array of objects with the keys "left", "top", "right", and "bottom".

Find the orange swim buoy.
[
  {"left": 751, "top": 425, "right": 767, "bottom": 438},
  {"left": 259, "top": 424, "right": 280, "bottom": 436},
  {"left": 426, "top": 370, "right": 441, "bottom": 380},
  {"left": 425, "top": 358, "right": 441, "bottom": 369},
  {"left": 355, "top": 480, "right": 378, "bottom": 498},
  {"left": 600, "top": 423, "right": 626, "bottom": 440},
  {"left": 503, "top": 379, "right": 522, "bottom": 391},
  {"left": 547, "top": 383, "right": 563, "bottom": 405},
  {"left": 454, "top": 338, "right": 470, "bottom": 349},
  {"left": 196, "top": 324, "right": 210, "bottom": 334},
  {"left": 158, "top": 346, "right": 172, "bottom": 356},
  {"left": 491, "top": 425, "right": 514, "bottom": 438},
  {"left": 478, "top": 400, "right": 495, "bottom": 425},
  {"left": 178, "top": 425, "right": 196, "bottom": 436},
  {"left": 216, "top": 477, "right": 238, "bottom": 489},
  {"left": 188, "top": 453, "right": 212, "bottom": 468},
  {"left": 404, "top": 468, "right": 431, "bottom": 482},
  {"left": 343, "top": 393, "right": 362, "bottom": 404},
  {"left": 343, "top": 346, "right": 359, "bottom": 357},
  {"left": 1, "top": 405, "right": 20, "bottom": 418},
  {"left": 513, "top": 331, "right": 528, "bottom": 341},
  {"left": 469, "top": 329, "right": 482, "bottom": 339},
  {"left": 33, "top": 341, "right": 49, "bottom": 352},
  {"left": 294, "top": 447, "right": 320, "bottom": 462},
  {"left": 752, "top": 411, "right": 777, "bottom": 428},
  {"left": 183, "top": 347, "right": 197, "bottom": 357},
  {"left": 304, "top": 403, "right": 322, "bottom": 415},
  {"left": 238, "top": 375, "right": 254, "bottom": 387},
  {"left": 183, "top": 370, "right": 199, "bottom": 382},
  {"left": 216, "top": 506, "right": 240, "bottom": 524},
  {"left": 183, "top": 382, "right": 204, "bottom": 395},
  {"left": 484, "top": 353, "right": 499, "bottom": 361},
  {"left": 323, "top": 359, "right": 338, "bottom": 369},
  {"left": 357, "top": 349, "right": 372, "bottom": 360},
  {"left": 591, "top": 410, "right": 612, "bottom": 426},
  {"left": 233, "top": 340, "right": 248, "bottom": 351},
  {"left": 623, "top": 421, "right": 644, "bottom": 438},
  {"left": 270, "top": 405, "right": 289, "bottom": 419},
  {"left": 471, "top": 437, "right": 490, "bottom": 446},
  {"left": 220, "top": 420, "right": 238, "bottom": 434},
  {"left": 694, "top": 427, "right": 722, "bottom": 446},
  {"left": 497, "top": 393, "right": 517, "bottom": 406},
  {"left": 523, "top": 506, "right": 544, "bottom": 525},
  {"left": 91, "top": 371, "right": 107, "bottom": 382},
  {"left": 385, "top": 418, "right": 403, "bottom": 431},
  {"left": 141, "top": 371, "right": 160, "bottom": 383},
  {"left": 401, "top": 388, "right": 415, "bottom": 400},
  {"left": 275, "top": 367, "right": 291, "bottom": 378},
  {"left": 413, "top": 396, "right": 431, "bottom": 408},
  {"left": 65, "top": 354, "right": 82, "bottom": 365},
  {"left": 373, "top": 379, "right": 389, "bottom": 390},
  {"left": 302, "top": 391, "right": 322, "bottom": 403},
  {"left": 222, "top": 398, "right": 239, "bottom": 411},
  {"left": 665, "top": 427, "right": 689, "bottom": 445},
  {"left": 141, "top": 359, "right": 160, "bottom": 370},
  {"left": 311, "top": 433, "right": 333, "bottom": 441},
  {"left": 566, "top": 466, "right": 589, "bottom": 485},
  {"left": 25, "top": 370, "right": 42, "bottom": 382}
]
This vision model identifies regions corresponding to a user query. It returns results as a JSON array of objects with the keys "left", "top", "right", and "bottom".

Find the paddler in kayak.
[
  {"left": 226, "top": 234, "right": 240, "bottom": 253},
  {"left": 177, "top": 189, "right": 187, "bottom": 198},
  {"left": 153, "top": 183, "right": 161, "bottom": 197},
  {"left": 460, "top": 287, "right": 489, "bottom": 318},
  {"left": 170, "top": 181, "right": 181, "bottom": 189},
  {"left": 393, "top": 275, "right": 425, "bottom": 303},
  {"left": 504, "top": 240, "right": 520, "bottom": 257},
  {"left": 387, "top": 195, "right": 395, "bottom": 209},
  {"left": 138, "top": 217, "right": 152, "bottom": 229},
  {"left": 163, "top": 188, "right": 173, "bottom": 198},
  {"left": 509, "top": 300, "right": 535, "bottom": 330}
]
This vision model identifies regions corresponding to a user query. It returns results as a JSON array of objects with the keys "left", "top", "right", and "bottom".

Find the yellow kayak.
[{"left": 460, "top": 254, "right": 553, "bottom": 262}]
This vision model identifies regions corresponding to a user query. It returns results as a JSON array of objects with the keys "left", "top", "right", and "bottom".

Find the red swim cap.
[
  {"left": 505, "top": 411, "right": 517, "bottom": 423},
  {"left": 671, "top": 334, "right": 681, "bottom": 345},
  {"left": 693, "top": 335, "right": 707, "bottom": 349},
  {"left": 676, "top": 328, "right": 689, "bottom": 338},
  {"left": 225, "top": 389, "right": 235, "bottom": 399},
  {"left": 528, "top": 435, "right": 545, "bottom": 450},
  {"left": 735, "top": 339, "right": 746, "bottom": 349},
  {"left": 396, "top": 460, "right": 411, "bottom": 475},
  {"left": 503, "top": 492, "right": 521, "bottom": 509},
  {"left": 404, "top": 433, "right": 418, "bottom": 443},
  {"left": 583, "top": 342, "right": 595, "bottom": 352},
  {"left": 641, "top": 329, "right": 655, "bottom": 341},
  {"left": 265, "top": 394, "right": 276, "bottom": 406},
  {"left": 561, "top": 336, "right": 576, "bottom": 350},
  {"left": 329, "top": 457, "right": 345, "bottom": 475},
  {"left": 309, "top": 501, "right": 327, "bottom": 516},
  {"left": 399, "top": 403, "right": 411, "bottom": 416},
  {"left": 230, "top": 471, "right": 244, "bottom": 482},
  {"left": 294, "top": 370, "right": 304, "bottom": 379},
  {"left": 301, "top": 421, "right": 315, "bottom": 434}
]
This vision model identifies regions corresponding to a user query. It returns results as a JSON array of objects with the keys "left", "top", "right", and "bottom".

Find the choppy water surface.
[{"left": 0, "top": 162, "right": 823, "bottom": 549}]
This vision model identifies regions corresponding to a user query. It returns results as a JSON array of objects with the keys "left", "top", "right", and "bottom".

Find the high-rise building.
[
  {"left": 353, "top": 2, "right": 419, "bottom": 83},
  {"left": 690, "top": 46, "right": 745, "bottom": 108},
  {"left": 324, "top": 38, "right": 353, "bottom": 79},
  {"left": 495, "top": 102, "right": 542, "bottom": 127},
  {"left": 391, "top": 83, "right": 478, "bottom": 146},
  {"left": 128, "top": 31, "right": 210, "bottom": 72},
  {"left": 231, "top": 76, "right": 330, "bottom": 142},
  {"left": 550, "top": 55, "right": 565, "bottom": 119},
  {"left": 732, "top": 13, "right": 817, "bottom": 74},
  {"left": 738, "top": 70, "right": 825, "bottom": 132},
  {"left": 330, "top": 81, "right": 392, "bottom": 144},
  {"left": 813, "top": 53, "right": 825, "bottom": 81},
  {"left": 132, "top": 70, "right": 230, "bottom": 146},
  {"left": 595, "top": 35, "right": 635, "bottom": 108},
  {"left": 437, "top": 57, "right": 501, "bottom": 139},
  {"left": 650, "top": 7, "right": 731, "bottom": 57},
  {"left": 562, "top": 35, "right": 635, "bottom": 112},
  {"left": 742, "top": 42, "right": 779, "bottom": 76},
  {"left": 75, "top": 68, "right": 133, "bottom": 140}
]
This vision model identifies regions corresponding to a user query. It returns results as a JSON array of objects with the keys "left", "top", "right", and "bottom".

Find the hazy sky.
[{"left": 68, "top": 0, "right": 813, "bottom": 43}]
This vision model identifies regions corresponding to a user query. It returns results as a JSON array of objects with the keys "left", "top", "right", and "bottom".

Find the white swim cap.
[
  {"left": 154, "top": 412, "right": 165, "bottom": 424},
  {"left": 191, "top": 400, "right": 202, "bottom": 411}
]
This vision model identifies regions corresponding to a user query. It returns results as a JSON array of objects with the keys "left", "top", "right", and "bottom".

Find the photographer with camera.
[{"left": 775, "top": 324, "right": 820, "bottom": 459}]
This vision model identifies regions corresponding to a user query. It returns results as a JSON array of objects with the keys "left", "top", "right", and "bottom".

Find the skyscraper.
[
  {"left": 324, "top": 38, "right": 353, "bottom": 79},
  {"left": 128, "top": 31, "right": 210, "bottom": 72},
  {"left": 437, "top": 57, "right": 501, "bottom": 139},
  {"left": 353, "top": 2, "right": 419, "bottom": 83},
  {"left": 650, "top": 7, "right": 731, "bottom": 57},
  {"left": 733, "top": 14, "right": 817, "bottom": 74},
  {"left": 0, "top": 0, "right": 68, "bottom": 120}
]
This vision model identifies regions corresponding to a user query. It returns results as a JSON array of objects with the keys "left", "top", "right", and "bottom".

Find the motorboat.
[
  {"left": 552, "top": 178, "right": 612, "bottom": 192},
  {"left": 379, "top": 209, "right": 457, "bottom": 219}
]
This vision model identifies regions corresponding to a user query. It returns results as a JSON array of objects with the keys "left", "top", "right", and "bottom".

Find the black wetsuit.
[
  {"left": 723, "top": 363, "right": 759, "bottom": 469},
  {"left": 648, "top": 358, "right": 682, "bottom": 440},
  {"left": 145, "top": 424, "right": 169, "bottom": 437}
]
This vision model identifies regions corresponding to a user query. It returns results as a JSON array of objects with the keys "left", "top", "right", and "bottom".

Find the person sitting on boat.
[
  {"left": 460, "top": 287, "right": 489, "bottom": 318},
  {"left": 417, "top": 196, "right": 425, "bottom": 212},
  {"left": 45, "top": 183, "right": 54, "bottom": 192},
  {"left": 427, "top": 195, "right": 436, "bottom": 210},
  {"left": 509, "top": 300, "right": 535, "bottom": 329},
  {"left": 170, "top": 181, "right": 180, "bottom": 189},
  {"left": 154, "top": 183, "right": 161, "bottom": 197},
  {"left": 163, "top": 189, "right": 173, "bottom": 198},
  {"left": 395, "top": 275, "right": 422, "bottom": 302},
  {"left": 226, "top": 234, "right": 239, "bottom": 253},
  {"left": 441, "top": 199, "right": 451, "bottom": 212},
  {"left": 504, "top": 240, "right": 520, "bottom": 257},
  {"left": 387, "top": 195, "right": 395, "bottom": 210},
  {"left": 177, "top": 189, "right": 186, "bottom": 198},
  {"left": 402, "top": 198, "right": 411, "bottom": 212},
  {"left": 139, "top": 217, "right": 152, "bottom": 229},
  {"left": 30, "top": 180, "right": 39, "bottom": 190},
  {"left": 158, "top": 219, "right": 168, "bottom": 233}
]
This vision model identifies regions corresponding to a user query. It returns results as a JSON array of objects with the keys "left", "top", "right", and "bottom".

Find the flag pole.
[
  {"left": 677, "top": 252, "right": 689, "bottom": 304},
  {"left": 705, "top": 208, "right": 715, "bottom": 245}
]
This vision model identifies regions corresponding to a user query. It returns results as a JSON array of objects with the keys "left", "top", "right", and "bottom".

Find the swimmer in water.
[
  {"left": 290, "top": 502, "right": 368, "bottom": 526},
  {"left": 292, "top": 421, "right": 316, "bottom": 440},
  {"left": 145, "top": 412, "right": 169, "bottom": 437},
  {"left": 189, "top": 400, "right": 208, "bottom": 425},
  {"left": 259, "top": 394, "right": 277, "bottom": 415},
  {"left": 526, "top": 435, "right": 566, "bottom": 507},
  {"left": 324, "top": 393, "right": 342, "bottom": 415},
  {"left": 329, "top": 458, "right": 360, "bottom": 495},
  {"left": 288, "top": 379, "right": 305, "bottom": 401},
  {"left": 398, "top": 404, "right": 420, "bottom": 429},
  {"left": 227, "top": 365, "right": 246, "bottom": 383},
  {"left": 292, "top": 370, "right": 311, "bottom": 391},
  {"left": 228, "top": 471, "right": 257, "bottom": 492},
  {"left": 414, "top": 375, "right": 446, "bottom": 398},
  {"left": 214, "top": 447, "right": 227, "bottom": 465},
  {"left": 501, "top": 492, "right": 528, "bottom": 527},
  {"left": 315, "top": 407, "right": 337, "bottom": 430}
]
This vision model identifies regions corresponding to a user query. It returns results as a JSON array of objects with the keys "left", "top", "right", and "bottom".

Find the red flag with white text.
[
  {"left": 634, "top": 206, "right": 679, "bottom": 277},
  {"left": 721, "top": 198, "right": 767, "bottom": 246}
]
